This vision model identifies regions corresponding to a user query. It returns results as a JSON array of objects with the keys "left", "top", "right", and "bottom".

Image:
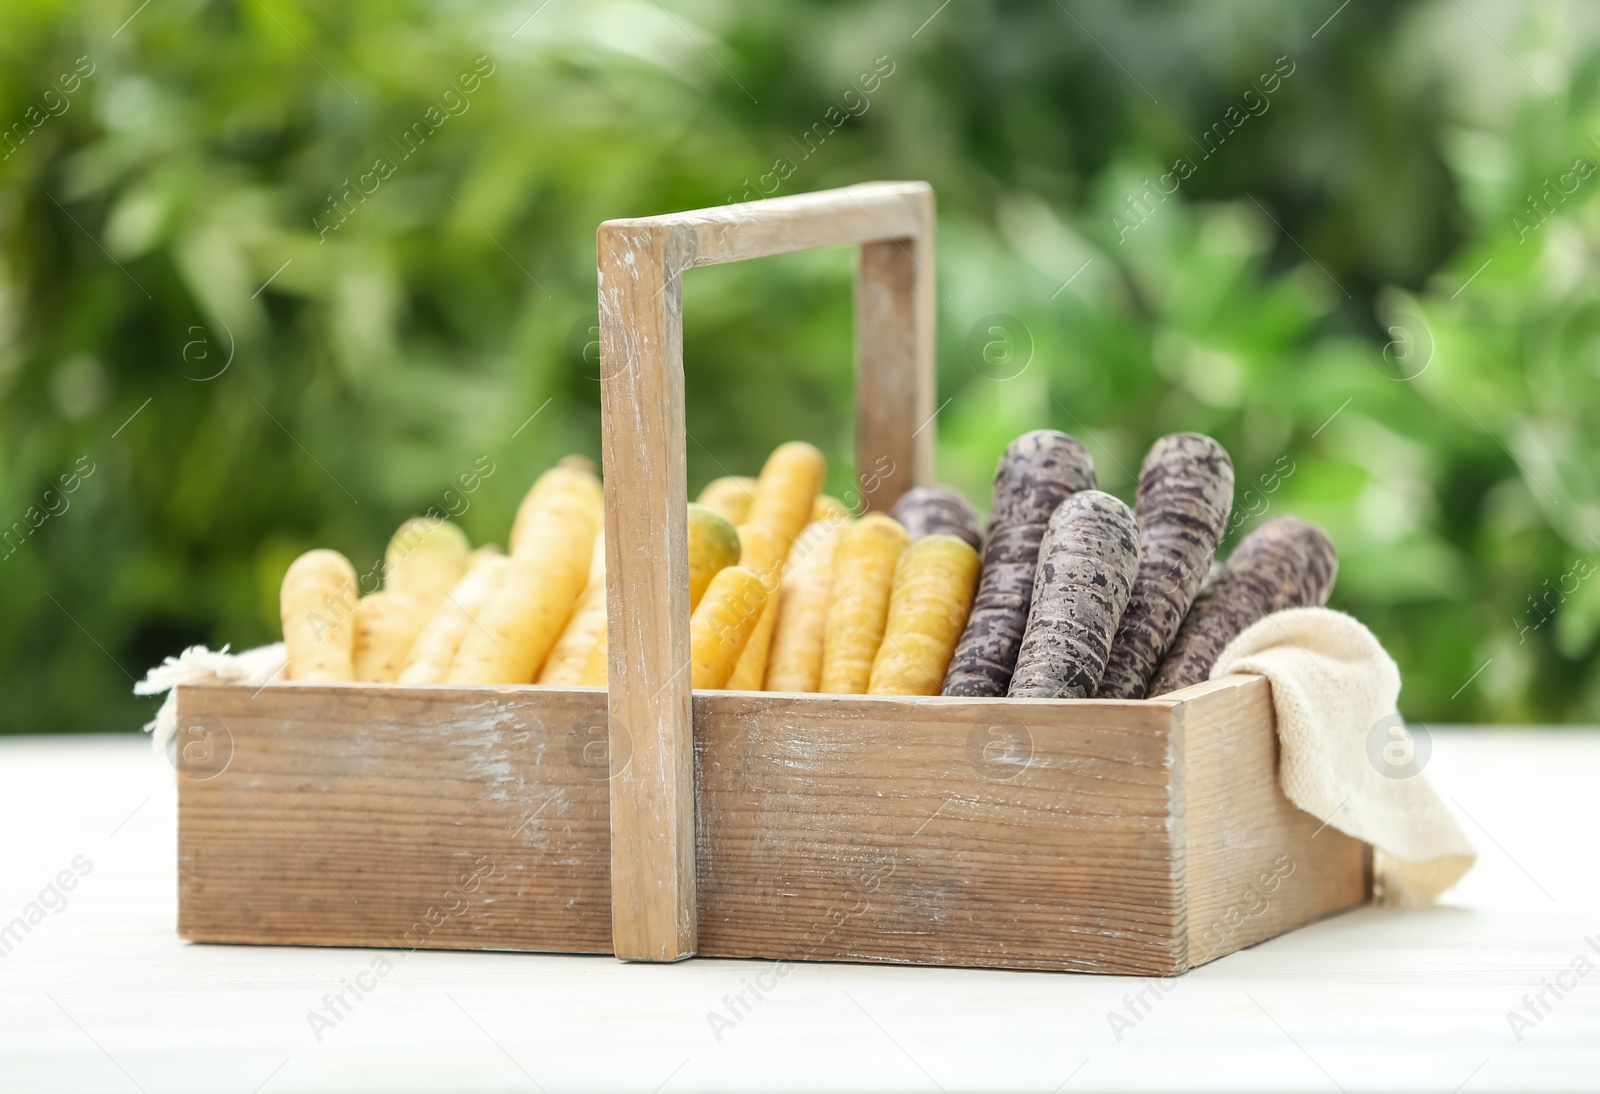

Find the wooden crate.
[
  {"left": 175, "top": 182, "right": 1369, "bottom": 975},
  {"left": 177, "top": 674, "right": 1366, "bottom": 974}
]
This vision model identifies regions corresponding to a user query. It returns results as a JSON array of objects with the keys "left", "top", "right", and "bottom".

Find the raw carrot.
[
  {"left": 690, "top": 565, "right": 770, "bottom": 689},
  {"left": 1098, "top": 434, "right": 1234, "bottom": 699},
  {"left": 346, "top": 517, "right": 472, "bottom": 684},
  {"left": 764, "top": 519, "right": 847, "bottom": 692},
  {"left": 538, "top": 534, "right": 607, "bottom": 685},
  {"left": 578, "top": 623, "right": 609, "bottom": 686},
  {"left": 868, "top": 535, "right": 981, "bottom": 695},
  {"left": 578, "top": 507, "right": 740, "bottom": 686},
  {"left": 811, "top": 494, "right": 850, "bottom": 525},
  {"left": 819, "top": 514, "right": 911, "bottom": 694},
  {"left": 943, "top": 430, "right": 1096, "bottom": 697},
  {"left": 510, "top": 463, "right": 602, "bottom": 559},
  {"left": 1008, "top": 490, "right": 1141, "bottom": 699},
  {"left": 397, "top": 556, "right": 511, "bottom": 685},
  {"left": 281, "top": 549, "right": 359, "bottom": 683},
  {"left": 351, "top": 591, "right": 428, "bottom": 683},
  {"left": 745, "top": 441, "right": 826, "bottom": 551},
  {"left": 448, "top": 508, "right": 594, "bottom": 684},
  {"left": 1148, "top": 516, "right": 1338, "bottom": 695},
  {"left": 385, "top": 517, "right": 470, "bottom": 609},
  {"left": 890, "top": 485, "right": 983, "bottom": 552},
  {"left": 725, "top": 523, "right": 787, "bottom": 690},
  {"left": 734, "top": 524, "right": 787, "bottom": 583},
  {"left": 696, "top": 476, "right": 758, "bottom": 525}
]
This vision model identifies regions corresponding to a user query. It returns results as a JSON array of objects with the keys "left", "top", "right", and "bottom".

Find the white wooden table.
[{"left": 1, "top": 730, "right": 1595, "bottom": 1093}]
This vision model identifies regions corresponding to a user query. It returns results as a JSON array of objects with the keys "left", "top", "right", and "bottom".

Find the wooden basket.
[{"left": 175, "top": 182, "right": 1369, "bottom": 976}]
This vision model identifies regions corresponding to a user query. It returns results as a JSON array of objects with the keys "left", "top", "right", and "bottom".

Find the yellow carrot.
[
  {"left": 586, "top": 557, "right": 767, "bottom": 691},
  {"left": 764, "top": 519, "right": 846, "bottom": 692},
  {"left": 510, "top": 463, "right": 602, "bottom": 559},
  {"left": 733, "top": 524, "right": 787, "bottom": 584},
  {"left": 281, "top": 549, "right": 359, "bottom": 682},
  {"left": 696, "top": 476, "right": 758, "bottom": 525},
  {"left": 578, "top": 625, "right": 609, "bottom": 686},
  {"left": 539, "top": 535, "right": 607, "bottom": 685},
  {"left": 398, "top": 556, "right": 511, "bottom": 685},
  {"left": 725, "top": 524, "right": 787, "bottom": 690},
  {"left": 576, "top": 508, "right": 739, "bottom": 686},
  {"left": 385, "top": 517, "right": 470, "bottom": 609},
  {"left": 343, "top": 518, "right": 472, "bottom": 684},
  {"left": 819, "top": 514, "right": 910, "bottom": 694},
  {"left": 746, "top": 441, "right": 825, "bottom": 551},
  {"left": 449, "top": 507, "right": 594, "bottom": 682},
  {"left": 351, "top": 591, "right": 429, "bottom": 683},
  {"left": 812, "top": 494, "right": 850, "bottom": 525},
  {"left": 727, "top": 601, "right": 779, "bottom": 690},
  {"left": 868, "top": 535, "right": 982, "bottom": 696},
  {"left": 690, "top": 566, "right": 769, "bottom": 689}
]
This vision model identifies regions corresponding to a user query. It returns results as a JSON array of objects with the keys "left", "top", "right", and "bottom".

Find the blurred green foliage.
[{"left": 2, "top": 0, "right": 1598, "bottom": 733}]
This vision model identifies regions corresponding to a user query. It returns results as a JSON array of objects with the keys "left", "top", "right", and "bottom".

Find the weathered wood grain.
[
  {"left": 693, "top": 690, "right": 1188, "bottom": 975},
  {"left": 175, "top": 676, "right": 1369, "bottom": 973},
  {"left": 855, "top": 186, "right": 934, "bottom": 513},
  {"left": 604, "top": 181, "right": 929, "bottom": 268},
  {"left": 1172, "top": 673, "right": 1371, "bottom": 966},
  {"left": 596, "top": 182, "right": 935, "bottom": 960},
  {"left": 174, "top": 683, "right": 613, "bottom": 952},
  {"left": 598, "top": 218, "right": 697, "bottom": 961}
]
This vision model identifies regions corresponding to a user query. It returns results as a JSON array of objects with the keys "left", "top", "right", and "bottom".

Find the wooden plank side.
[
  {"left": 175, "top": 683, "right": 612, "bottom": 953},
  {"left": 607, "top": 182, "right": 929, "bottom": 267},
  {"left": 855, "top": 185, "right": 934, "bottom": 513},
  {"left": 1179, "top": 674, "right": 1370, "bottom": 967},
  {"left": 595, "top": 182, "right": 933, "bottom": 960},
  {"left": 693, "top": 692, "right": 1188, "bottom": 975},
  {"left": 598, "top": 221, "right": 698, "bottom": 961}
]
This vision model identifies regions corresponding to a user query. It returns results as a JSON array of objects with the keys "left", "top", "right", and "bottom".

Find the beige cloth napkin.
[
  {"left": 1210, "top": 607, "right": 1476, "bottom": 906},
  {"left": 135, "top": 643, "right": 287, "bottom": 752}
]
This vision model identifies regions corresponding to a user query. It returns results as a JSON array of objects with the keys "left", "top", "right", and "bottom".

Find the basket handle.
[{"left": 597, "top": 181, "right": 936, "bottom": 961}]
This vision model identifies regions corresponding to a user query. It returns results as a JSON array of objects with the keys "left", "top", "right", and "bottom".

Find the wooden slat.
[
  {"left": 604, "top": 181, "right": 930, "bottom": 268},
  {"left": 597, "top": 220, "right": 697, "bottom": 961},
  {"left": 855, "top": 185, "right": 934, "bottom": 512},
  {"left": 1178, "top": 674, "right": 1371, "bottom": 967},
  {"left": 175, "top": 677, "right": 1368, "bottom": 973},
  {"left": 174, "top": 683, "right": 612, "bottom": 952},
  {"left": 596, "top": 182, "right": 935, "bottom": 960},
  {"left": 693, "top": 691, "right": 1189, "bottom": 975}
]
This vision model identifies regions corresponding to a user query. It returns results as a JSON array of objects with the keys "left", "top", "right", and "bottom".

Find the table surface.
[{"left": 0, "top": 729, "right": 1596, "bottom": 1094}]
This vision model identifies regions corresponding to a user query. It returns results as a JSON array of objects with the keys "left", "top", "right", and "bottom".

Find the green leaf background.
[{"left": 2, "top": 0, "right": 1597, "bottom": 733}]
